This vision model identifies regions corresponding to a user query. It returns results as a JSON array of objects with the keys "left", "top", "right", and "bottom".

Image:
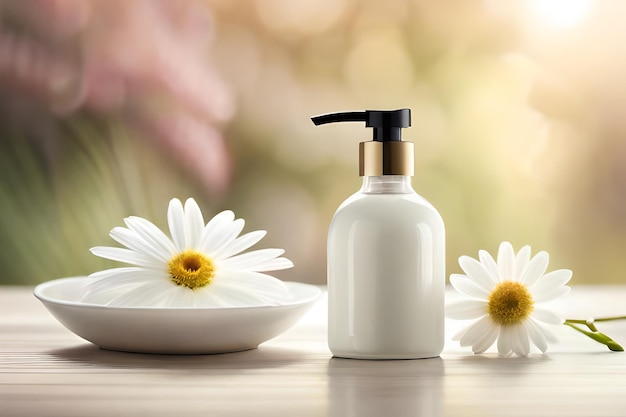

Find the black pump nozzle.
[{"left": 311, "top": 109, "right": 411, "bottom": 142}]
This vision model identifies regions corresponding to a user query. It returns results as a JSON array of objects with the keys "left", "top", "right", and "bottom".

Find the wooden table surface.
[{"left": 1, "top": 285, "right": 625, "bottom": 417}]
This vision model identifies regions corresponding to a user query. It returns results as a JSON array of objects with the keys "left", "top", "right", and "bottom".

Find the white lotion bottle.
[{"left": 312, "top": 109, "right": 445, "bottom": 359}]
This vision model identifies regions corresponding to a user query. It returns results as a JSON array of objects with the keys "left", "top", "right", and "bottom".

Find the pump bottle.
[{"left": 312, "top": 109, "right": 445, "bottom": 359}]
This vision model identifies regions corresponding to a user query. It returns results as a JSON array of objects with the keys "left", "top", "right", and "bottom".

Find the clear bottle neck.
[{"left": 360, "top": 175, "right": 414, "bottom": 194}]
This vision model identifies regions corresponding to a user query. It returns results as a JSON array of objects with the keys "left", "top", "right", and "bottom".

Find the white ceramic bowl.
[{"left": 34, "top": 277, "right": 322, "bottom": 354}]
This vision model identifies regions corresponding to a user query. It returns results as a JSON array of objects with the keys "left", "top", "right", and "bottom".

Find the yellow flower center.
[
  {"left": 167, "top": 250, "right": 215, "bottom": 289},
  {"left": 487, "top": 281, "right": 534, "bottom": 326}
]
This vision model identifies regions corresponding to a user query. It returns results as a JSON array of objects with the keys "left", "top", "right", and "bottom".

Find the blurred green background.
[{"left": 1, "top": 0, "right": 624, "bottom": 285}]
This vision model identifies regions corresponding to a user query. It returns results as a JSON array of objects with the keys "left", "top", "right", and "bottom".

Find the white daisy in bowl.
[
  {"left": 82, "top": 198, "right": 294, "bottom": 308},
  {"left": 447, "top": 241, "right": 572, "bottom": 357}
]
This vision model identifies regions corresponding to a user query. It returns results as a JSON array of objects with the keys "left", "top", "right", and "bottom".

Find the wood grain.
[{"left": 1, "top": 286, "right": 625, "bottom": 417}]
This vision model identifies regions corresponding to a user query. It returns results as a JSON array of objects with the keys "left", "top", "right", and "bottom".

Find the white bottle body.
[{"left": 327, "top": 176, "right": 445, "bottom": 359}]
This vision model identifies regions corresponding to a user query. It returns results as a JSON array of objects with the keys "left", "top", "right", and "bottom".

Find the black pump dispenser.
[
  {"left": 311, "top": 109, "right": 411, "bottom": 142},
  {"left": 311, "top": 108, "right": 414, "bottom": 177}
]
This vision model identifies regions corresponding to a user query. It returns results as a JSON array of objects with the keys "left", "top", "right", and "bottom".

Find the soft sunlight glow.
[{"left": 529, "top": 0, "right": 593, "bottom": 29}]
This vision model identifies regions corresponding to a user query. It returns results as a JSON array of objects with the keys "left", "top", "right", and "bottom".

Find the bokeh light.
[
  {"left": 1, "top": 0, "right": 626, "bottom": 286},
  {"left": 529, "top": 0, "right": 593, "bottom": 29}
]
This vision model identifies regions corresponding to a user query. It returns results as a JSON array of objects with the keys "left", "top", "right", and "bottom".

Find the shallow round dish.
[{"left": 34, "top": 277, "right": 322, "bottom": 354}]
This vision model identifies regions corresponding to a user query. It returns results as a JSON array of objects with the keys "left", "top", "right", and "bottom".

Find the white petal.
[
  {"left": 478, "top": 250, "right": 500, "bottom": 282},
  {"left": 209, "top": 271, "right": 291, "bottom": 306},
  {"left": 472, "top": 322, "right": 499, "bottom": 354},
  {"left": 88, "top": 266, "right": 145, "bottom": 281},
  {"left": 202, "top": 210, "right": 235, "bottom": 237},
  {"left": 216, "top": 270, "right": 290, "bottom": 295},
  {"left": 186, "top": 287, "right": 232, "bottom": 308},
  {"left": 203, "top": 219, "right": 245, "bottom": 255},
  {"left": 168, "top": 198, "right": 186, "bottom": 250},
  {"left": 446, "top": 300, "right": 488, "bottom": 320},
  {"left": 90, "top": 246, "right": 159, "bottom": 267},
  {"left": 109, "top": 227, "right": 169, "bottom": 262},
  {"left": 497, "top": 325, "right": 513, "bottom": 356},
  {"left": 219, "top": 248, "right": 287, "bottom": 272},
  {"left": 198, "top": 210, "right": 236, "bottom": 253},
  {"left": 247, "top": 257, "right": 294, "bottom": 272},
  {"left": 513, "top": 245, "right": 531, "bottom": 281},
  {"left": 511, "top": 324, "right": 530, "bottom": 356},
  {"left": 165, "top": 285, "right": 198, "bottom": 307},
  {"left": 106, "top": 281, "right": 173, "bottom": 307},
  {"left": 213, "top": 230, "right": 267, "bottom": 260},
  {"left": 533, "top": 318, "right": 559, "bottom": 343},
  {"left": 184, "top": 198, "right": 205, "bottom": 249},
  {"left": 452, "top": 325, "right": 470, "bottom": 341},
  {"left": 129, "top": 280, "right": 178, "bottom": 307},
  {"left": 541, "top": 326, "right": 559, "bottom": 343},
  {"left": 532, "top": 308, "right": 564, "bottom": 324},
  {"left": 533, "top": 285, "right": 570, "bottom": 303},
  {"left": 531, "top": 269, "right": 573, "bottom": 293},
  {"left": 87, "top": 267, "right": 158, "bottom": 290},
  {"left": 81, "top": 286, "right": 135, "bottom": 305},
  {"left": 520, "top": 251, "right": 549, "bottom": 286},
  {"left": 203, "top": 285, "right": 270, "bottom": 307},
  {"left": 124, "top": 216, "right": 176, "bottom": 258},
  {"left": 84, "top": 278, "right": 151, "bottom": 298},
  {"left": 82, "top": 269, "right": 164, "bottom": 304},
  {"left": 458, "top": 256, "right": 496, "bottom": 292},
  {"left": 497, "top": 242, "right": 515, "bottom": 281},
  {"left": 459, "top": 316, "right": 494, "bottom": 348},
  {"left": 526, "top": 319, "right": 548, "bottom": 353},
  {"left": 450, "top": 274, "right": 490, "bottom": 299}
]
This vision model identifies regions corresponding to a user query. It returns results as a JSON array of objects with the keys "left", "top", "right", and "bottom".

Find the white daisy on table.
[
  {"left": 82, "top": 198, "right": 294, "bottom": 308},
  {"left": 447, "top": 241, "right": 572, "bottom": 357}
]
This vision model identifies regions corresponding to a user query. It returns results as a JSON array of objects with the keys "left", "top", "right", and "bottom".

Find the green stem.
[
  {"left": 564, "top": 319, "right": 624, "bottom": 352},
  {"left": 565, "top": 316, "right": 626, "bottom": 324}
]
